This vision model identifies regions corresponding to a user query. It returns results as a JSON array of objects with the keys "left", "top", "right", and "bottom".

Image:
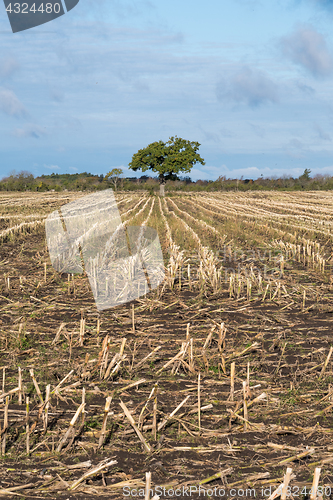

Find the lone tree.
[
  {"left": 128, "top": 136, "right": 205, "bottom": 196},
  {"left": 299, "top": 168, "right": 311, "bottom": 188},
  {"left": 105, "top": 168, "right": 123, "bottom": 191},
  {"left": 299, "top": 168, "right": 311, "bottom": 181}
]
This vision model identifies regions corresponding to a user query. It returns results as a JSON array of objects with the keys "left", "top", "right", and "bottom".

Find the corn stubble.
[{"left": 0, "top": 191, "right": 332, "bottom": 497}]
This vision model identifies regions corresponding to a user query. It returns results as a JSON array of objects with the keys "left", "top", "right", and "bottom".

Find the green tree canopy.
[
  {"left": 299, "top": 168, "right": 311, "bottom": 181},
  {"left": 128, "top": 136, "right": 205, "bottom": 193},
  {"left": 105, "top": 168, "right": 123, "bottom": 190}
]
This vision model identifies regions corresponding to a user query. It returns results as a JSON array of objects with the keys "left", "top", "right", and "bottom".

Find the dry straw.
[
  {"left": 319, "top": 346, "right": 333, "bottom": 380},
  {"left": 57, "top": 402, "right": 85, "bottom": 452},
  {"left": 98, "top": 396, "right": 112, "bottom": 449},
  {"left": 119, "top": 400, "right": 151, "bottom": 453},
  {"left": 29, "top": 369, "right": 43, "bottom": 405}
]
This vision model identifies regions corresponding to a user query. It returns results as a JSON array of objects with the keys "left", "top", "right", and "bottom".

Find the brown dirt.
[{"left": 0, "top": 193, "right": 333, "bottom": 499}]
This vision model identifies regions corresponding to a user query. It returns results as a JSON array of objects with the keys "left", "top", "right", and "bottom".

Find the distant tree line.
[{"left": 1, "top": 168, "right": 333, "bottom": 192}]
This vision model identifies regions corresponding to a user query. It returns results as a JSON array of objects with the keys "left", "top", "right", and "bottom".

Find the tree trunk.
[{"left": 159, "top": 183, "right": 165, "bottom": 196}]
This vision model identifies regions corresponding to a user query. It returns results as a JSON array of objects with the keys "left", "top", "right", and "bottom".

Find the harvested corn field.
[{"left": 0, "top": 190, "right": 333, "bottom": 499}]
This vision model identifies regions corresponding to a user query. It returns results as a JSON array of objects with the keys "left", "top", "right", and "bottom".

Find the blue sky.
[{"left": 1, "top": 0, "right": 333, "bottom": 181}]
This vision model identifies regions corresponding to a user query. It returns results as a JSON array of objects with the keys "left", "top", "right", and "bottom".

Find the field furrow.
[{"left": 0, "top": 190, "right": 332, "bottom": 500}]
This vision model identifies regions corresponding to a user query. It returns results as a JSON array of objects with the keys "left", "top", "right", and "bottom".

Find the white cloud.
[
  {"left": 190, "top": 165, "right": 228, "bottom": 180},
  {"left": 199, "top": 127, "right": 221, "bottom": 144},
  {"left": 191, "top": 164, "right": 268, "bottom": 180},
  {"left": 216, "top": 66, "right": 279, "bottom": 108},
  {"left": 295, "top": 80, "right": 316, "bottom": 94},
  {"left": 248, "top": 122, "right": 266, "bottom": 138},
  {"left": 280, "top": 25, "right": 333, "bottom": 77},
  {"left": 50, "top": 88, "right": 65, "bottom": 102},
  {"left": 0, "top": 57, "right": 19, "bottom": 79},
  {"left": 285, "top": 137, "right": 307, "bottom": 158},
  {"left": 0, "top": 88, "right": 27, "bottom": 117},
  {"left": 12, "top": 124, "right": 46, "bottom": 138},
  {"left": 44, "top": 164, "right": 60, "bottom": 170},
  {"left": 313, "top": 123, "right": 331, "bottom": 141},
  {"left": 307, "top": 0, "right": 333, "bottom": 11}
]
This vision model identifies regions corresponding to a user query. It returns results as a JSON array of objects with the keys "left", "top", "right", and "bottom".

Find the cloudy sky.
[{"left": 1, "top": 0, "right": 333, "bottom": 181}]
